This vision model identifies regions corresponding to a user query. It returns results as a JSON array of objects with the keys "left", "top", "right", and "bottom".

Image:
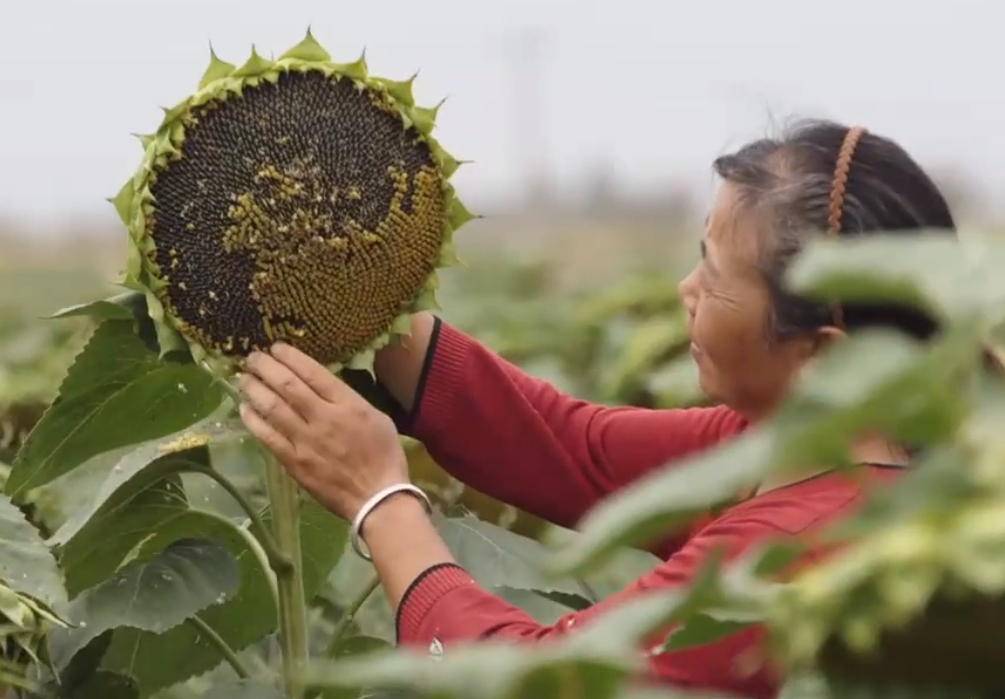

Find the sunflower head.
[{"left": 113, "top": 30, "right": 474, "bottom": 374}]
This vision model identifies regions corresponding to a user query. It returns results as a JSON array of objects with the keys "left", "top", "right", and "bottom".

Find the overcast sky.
[{"left": 1, "top": 0, "right": 1001, "bottom": 228}]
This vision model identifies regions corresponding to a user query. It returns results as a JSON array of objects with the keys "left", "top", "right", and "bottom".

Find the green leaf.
[
  {"left": 541, "top": 526, "right": 662, "bottom": 600},
  {"left": 0, "top": 490, "right": 65, "bottom": 608},
  {"left": 435, "top": 512, "right": 593, "bottom": 603},
  {"left": 7, "top": 319, "right": 224, "bottom": 496},
  {"left": 647, "top": 356, "right": 705, "bottom": 409},
  {"left": 48, "top": 455, "right": 270, "bottom": 696},
  {"left": 617, "top": 691, "right": 745, "bottom": 699},
  {"left": 57, "top": 474, "right": 191, "bottom": 598},
  {"left": 65, "top": 670, "right": 140, "bottom": 699},
  {"left": 305, "top": 592, "right": 688, "bottom": 699},
  {"left": 98, "top": 496, "right": 343, "bottom": 694},
  {"left": 822, "top": 444, "right": 980, "bottom": 543},
  {"left": 308, "top": 638, "right": 631, "bottom": 699},
  {"left": 51, "top": 538, "right": 240, "bottom": 669},
  {"left": 47, "top": 292, "right": 144, "bottom": 321},
  {"left": 48, "top": 415, "right": 346, "bottom": 695},
  {"left": 186, "top": 435, "right": 268, "bottom": 519},
  {"left": 661, "top": 613, "right": 753, "bottom": 652},
  {"left": 493, "top": 586, "right": 579, "bottom": 623},
  {"left": 51, "top": 422, "right": 229, "bottom": 598},
  {"left": 597, "top": 314, "right": 689, "bottom": 399},
  {"left": 582, "top": 547, "right": 663, "bottom": 601},
  {"left": 787, "top": 234, "right": 1005, "bottom": 326},
  {"left": 549, "top": 429, "right": 774, "bottom": 576},
  {"left": 50, "top": 629, "right": 115, "bottom": 696},
  {"left": 94, "top": 508, "right": 275, "bottom": 696},
  {"left": 322, "top": 635, "right": 396, "bottom": 699},
  {"left": 355, "top": 691, "right": 422, "bottom": 699},
  {"left": 50, "top": 417, "right": 249, "bottom": 550}
]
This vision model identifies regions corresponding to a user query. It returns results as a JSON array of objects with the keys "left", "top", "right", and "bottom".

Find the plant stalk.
[
  {"left": 186, "top": 614, "right": 250, "bottom": 679},
  {"left": 263, "top": 450, "right": 310, "bottom": 698},
  {"left": 325, "top": 573, "right": 380, "bottom": 656},
  {"left": 181, "top": 460, "right": 293, "bottom": 573}
]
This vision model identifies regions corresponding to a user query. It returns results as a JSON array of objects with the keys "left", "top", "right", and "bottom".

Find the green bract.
[
  {"left": 111, "top": 29, "right": 473, "bottom": 374},
  {"left": 0, "top": 581, "right": 67, "bottom": 692}
]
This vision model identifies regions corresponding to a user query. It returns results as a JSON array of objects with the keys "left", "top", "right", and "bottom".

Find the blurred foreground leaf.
[
  {"left": 552, "top": 326, "right": 977, "bottom": 575},
  {"left": 304, "top": 592, "right": 688, "bottom": 699}
]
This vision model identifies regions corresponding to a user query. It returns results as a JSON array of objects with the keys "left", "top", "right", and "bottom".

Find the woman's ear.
[
  {"left": 813, "top": 325, "right": 848, "bottom": 354},
  {"left": 794, "top": 325, "right": 847, "bottom": 364},
  {"left": 790, "top": 325, "right": 846, "bottom": 371}
]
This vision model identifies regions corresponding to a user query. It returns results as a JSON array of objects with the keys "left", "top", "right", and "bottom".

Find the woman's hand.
[{"left": 236, "top": 343, "right": 410, "bottom": 521}]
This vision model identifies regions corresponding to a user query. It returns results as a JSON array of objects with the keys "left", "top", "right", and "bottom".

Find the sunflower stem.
[{"left": 262, "top": 449, "right": 310, "bottom": 698}]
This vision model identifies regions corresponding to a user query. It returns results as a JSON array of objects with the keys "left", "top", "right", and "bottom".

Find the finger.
[
  {"left": 269, "top": 342, "right": 348, "bottom": 403},
  {"left": 239, "top": 402, "right": 297, "bottom": 464},
  {"left": 246, "top": 350, "right": 329, "bottom": 420},
  {"left": 237, "top": 372, "right": 308, "bottom": 439}
]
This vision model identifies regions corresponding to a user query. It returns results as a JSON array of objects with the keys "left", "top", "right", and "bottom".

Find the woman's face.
[{"left": 677, "top": 182, "right": 817, "bottom": 420}]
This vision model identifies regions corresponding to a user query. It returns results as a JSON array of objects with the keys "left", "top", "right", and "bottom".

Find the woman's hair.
[{"left": 711, "top": 119, "right": 956, "bottom": 342}]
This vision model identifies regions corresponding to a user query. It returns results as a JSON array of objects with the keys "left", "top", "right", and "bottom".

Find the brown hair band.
[
  {"left": 825, "top": 126, "right": 867, "bottom": 328},
  {"left": 825, "top": 126, "right": 1003, "bottom": 376}
]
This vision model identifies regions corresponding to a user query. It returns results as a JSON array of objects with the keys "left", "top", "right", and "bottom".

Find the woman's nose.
[{"left": 677, "top": 269, "right": 698, "bottom": 317}]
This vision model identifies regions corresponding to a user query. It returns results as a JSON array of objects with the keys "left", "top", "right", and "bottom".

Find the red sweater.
[{"left": 391, "top": 319, "right": 900, "bottom": 699}]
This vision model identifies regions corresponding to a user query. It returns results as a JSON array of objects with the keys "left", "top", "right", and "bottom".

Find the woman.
[{"left": 234, "top": 120, "right": 957, "bottom": 699}]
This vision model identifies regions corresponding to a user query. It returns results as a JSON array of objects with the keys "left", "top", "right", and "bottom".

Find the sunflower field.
[{"left": 2, "top": 31, "right": 1005, "bottom": 699}]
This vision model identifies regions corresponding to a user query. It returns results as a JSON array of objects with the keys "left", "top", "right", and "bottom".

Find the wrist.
[
  {"left": 358, "top": 489, "right": 432, "bottom": 546},
  {"left": 354, "top": 485, "right": 457, "bottom": 613}
]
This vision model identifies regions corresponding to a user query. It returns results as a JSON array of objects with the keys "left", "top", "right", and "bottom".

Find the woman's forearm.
[
  {"left": 370, "top": 318, "right": 631, "bottom": 532},
  {"left": 373, "top": 312, "right": 438, "bottom": 412},
  {"left": 360, "top": 492, "right": 457, "bottom": 611}
]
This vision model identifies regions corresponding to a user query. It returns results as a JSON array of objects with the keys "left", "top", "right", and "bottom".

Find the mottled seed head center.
[{"left": 146, "top": 69, "right": 447, "bottom": 364}]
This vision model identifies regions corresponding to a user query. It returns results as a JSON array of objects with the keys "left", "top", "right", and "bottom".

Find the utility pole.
[{"left": 502, "top": 27, "right": 551, "bottom": 208}]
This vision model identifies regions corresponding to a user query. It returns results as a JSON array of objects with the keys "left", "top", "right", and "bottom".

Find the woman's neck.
[{"left": 755, "top": 433, "right": 910, "bottom": 495}]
